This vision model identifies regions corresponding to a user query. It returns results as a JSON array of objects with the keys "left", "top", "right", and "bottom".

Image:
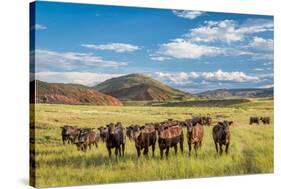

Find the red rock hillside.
[{"left": 30, "top": 80, "right": 122, "bottom": 106}]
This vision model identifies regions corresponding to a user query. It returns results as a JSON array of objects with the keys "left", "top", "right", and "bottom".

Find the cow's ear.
[
  {"left": 140, "top": 126, "right": 145, "bottom": 130},
  {"left": 229, "top": 121, "right": 233, "bottom": 125},
  {"left": 164, "top": 126, "right": 169, "bottom": 130},
  {"left": 218, "top": 122, "right": 223, "bottom": 126}
]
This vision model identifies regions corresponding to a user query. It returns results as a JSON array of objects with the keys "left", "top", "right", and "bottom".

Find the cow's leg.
[
  {"left": 180, "top": 140, "right": 184, "bottom": 155},
  {"left": 152, "top": 144, "right": 155, "bottom": 157},
  {"left": 160, "top": 148, "right": 164, "bottom": 159},
  {"left": 107, "top": 147, "right": 112, "bottom": 158},
  {"left": 95, "top": 141, "right": 98, "bottom": 148},
  {"left": 144, "top": 146, "right": 149, "bottom": 157},
  {"left": 165, "top": 147, "right": 170, "bottom": 158},
  {"left": 188, "top": 143, "right": 192, "bottom": 157},
  {"left": 89, "top": 144, "right": 91, "bottom": 150},
  {"left": 174, "top": 144, "right": 178, "bottom": 155},
  {"left": 115, "top": 147, "right": 119, "bottom": 158},
  {"left": 119, "top": 146, "right": 122, "bottom": 157},
  {"left": 225, "top": 143, "right": 229, "bottom": 155},
  {"left": 194, "top": 143, "right": 198, "bottom": 157},
  {"left": 137, "top": 147, "right": 141, "bottom": 157},
  {"left": 214, "top": 142, "right": 218, "bottom": 154},
  {"left": 219, "top": 143, "right": 223, "bottom": 156},
  {"left": 122, "top": 143, "right": 125, "bottom": 157}
]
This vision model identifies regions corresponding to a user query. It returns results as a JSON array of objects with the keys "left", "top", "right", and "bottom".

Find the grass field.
[{"left": 31, "top": 98, "right": 274, "bottom": 188}]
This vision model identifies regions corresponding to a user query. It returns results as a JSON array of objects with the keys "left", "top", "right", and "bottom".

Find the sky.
[{"left": 32, "top": 1, "right": 274, "bottom": 93}]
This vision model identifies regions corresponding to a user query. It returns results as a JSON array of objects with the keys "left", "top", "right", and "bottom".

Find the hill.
[
  {"left": 30, "top": 80, "right": 123, "bottom": 106},
  {"left": 197, "top": 87, "right": 273, "bottom": 99},
  {"left": 94, "top": 74, "right": 195, "bottom": 101}
]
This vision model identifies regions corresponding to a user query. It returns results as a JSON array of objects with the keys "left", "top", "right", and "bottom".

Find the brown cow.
[
  {"left": 75, "top": 130, "right": 99, "bottom": 152},
  {"left": 157, "top": 124, "right": 184, "bottom": 159},
  {"left": 183, "top": 120, "right": 204, "bottom": 157},
  {"left": 250, "top": 117, "right": 259, "bottom": 125},
  {"left": 60, "top": 125, "right": 79, "bottom": 145},
  {"left": 132, "top": 124, "right": 156, "bottom": 157}
]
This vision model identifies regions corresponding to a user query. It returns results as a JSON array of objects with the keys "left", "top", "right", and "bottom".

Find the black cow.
[
  {"left": 250, "top": 117, "right": 259, "bottom": 125},
  {"left": 157, "top": 124, "right": 184, "bottom": 159},
  {"left": 132, "top": 124, "right": 157, "bottom": 157},
  {"left": 260, "top": 117, "right": 270, "bottom": 125},
  {"left": 98, "top": 126, "right": 108, "bottom": 142},
  {"left": 212, "top": 121, "right": 233, "bottom": 155},
  {"left": 106, "top": 123, "right": 126, "bottom": 158},
  {"left": 60, "top": 125, "right": 79, "bottom": 144}
]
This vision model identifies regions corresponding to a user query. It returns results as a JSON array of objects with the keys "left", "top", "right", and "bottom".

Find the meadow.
[{"left": 31, "top": 98, "right": 273, "bottom": 188}]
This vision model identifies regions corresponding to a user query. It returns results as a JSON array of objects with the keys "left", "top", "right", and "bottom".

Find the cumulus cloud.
[
  {"left": 249, "top": 36, "right": 273, "bottom": 52},
  {"left": 35, "top": 72, "right": 124, "bottom": 86},
  {"left": 35, "top": 24, "right": 47, "bottom": 30},
  {"left": 34, "top": 49, "right": 128, "bottom": 71},
  {"left": 172, "top": 10, "right": 204, "bottom": 19},
  {"left": 81, "top": 43, "right": 140, "bottom": 53},
  {"left": 152, "top": 38, "right": 225, "bottom": 60},
  {"left": 155, "top": 70, "right": 259, "bottom": 84},
  {"left": 189, "top": 19, "right": 273, "bottom": 43}
]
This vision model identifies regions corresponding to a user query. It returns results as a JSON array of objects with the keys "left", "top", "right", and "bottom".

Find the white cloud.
[
  {"left": 189, "top": 19, "right": 273, "bottom": 43},
  {"left": 254, "top": 68, "right": 264, "bottom": 71},
  {"left": 172, "top": 10, "right": 204, "bottom": 19},
  {"left": 155, "top": 70, "right": 259, "bottom": 84},
  {"left": 81, "top": 43, "right": 140, "bottom": 53},
  {"left": 152, "top": 38, "right": 225, "bottom": 60},
  {"left": 35, "top": 24, "right": 47, "bottom": 30},
  {"left": 35, "top": 72, "right": 124, "bottom": 86},
  {"left": 35, "top": 49, "right": 128, "bottom": 71},
  {"left": 249, "top": 36, "right": 273, "bottom": 52}
]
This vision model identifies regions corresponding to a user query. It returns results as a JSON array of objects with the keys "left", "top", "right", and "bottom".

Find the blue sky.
[{"left": 32, "top": 1, "right": 274, "bottom": 93}]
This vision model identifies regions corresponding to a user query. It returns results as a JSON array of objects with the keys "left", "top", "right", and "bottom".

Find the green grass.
[{"left": 32, "top": 99, "right": 273, "bottom": 188}]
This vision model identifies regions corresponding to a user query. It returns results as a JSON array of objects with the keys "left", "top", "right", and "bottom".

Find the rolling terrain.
[
  {"left": 94, "top": 74, "right": 195, "bottom": 101},
  {"left": 197, "top": 88, "right": 273, "bottom": 99},
  {"left": 31, "top": 80, "right": 122, "bottom": 106}
]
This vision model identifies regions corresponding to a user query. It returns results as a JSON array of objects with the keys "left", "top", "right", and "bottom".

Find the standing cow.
[
  {"left": 106, "top": 123, "right": 126, "bottom": 158},
  {"left": 260, "top": 117, "right": 270, "bottom": 125},
  {"left": 132, "top": 124, "right": 157, "bottom": 157},
  {"left": 183, "top": 120, "right": 204, "bottom": 157},
  {"left": 212, "top": 121, "right": 233, "bottom": 155},
  {"left": 60, "top": 125, "right": 79, "bottom": 145},
  {"left": 75, "top": 129, "right": 100, "bottom": 152},
  {"left": 250, "top": 117, "right": 259, "bottom": 125},
  {"left": 157, "top": 124, "right": 184, "bottom": 159}
]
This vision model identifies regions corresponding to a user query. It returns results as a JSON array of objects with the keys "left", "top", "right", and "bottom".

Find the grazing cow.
[
  {"left": 75, "top": 130, "right": 100, "bottom": 152},
  {"left": 60, "top": 125, "right": 79, "bottom": 144},
  {"left": 183, "top": 120, "right": 204, "bottom": 157},
  {"left": 106, "top": 123, "right": 126, "bottom": 158},
  {"left": 250, "top": 117, "right": 259, "bottom": 125},
  {"left": 157, "top": 124, "right": 184, "bottom": 159},
  {"left": 260, "top": 117, "right": 270, "bottom": 125},
  {"left": 212, "top": 121, "right": 233, "bottom": 155},
  {"left": 132, "top": 124, "right": 157, "bottom": 157}
]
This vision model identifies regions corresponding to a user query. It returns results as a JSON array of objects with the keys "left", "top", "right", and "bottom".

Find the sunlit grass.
[{"left": 32, "top": 99, "right": 273, "bottom": 187}]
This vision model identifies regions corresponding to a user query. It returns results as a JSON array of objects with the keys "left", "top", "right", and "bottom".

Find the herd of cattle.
[{"left": 60, "top": 115, "right": 270, "bottom": 159}]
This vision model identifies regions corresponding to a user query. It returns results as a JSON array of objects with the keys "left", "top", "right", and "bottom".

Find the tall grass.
[{"left": 32, "top": 99, "right": 273, "bottom": 187}]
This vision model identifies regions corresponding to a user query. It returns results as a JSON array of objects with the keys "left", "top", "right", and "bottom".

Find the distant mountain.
[
  {"left": 31, "top": 80, "right": 123, "bottom": 106},
  {"left": 94, "top": 73, "right": 195, "bottom": 101},
  {"left": 197, "top": 87, "right": 273, "bottom": 99}
]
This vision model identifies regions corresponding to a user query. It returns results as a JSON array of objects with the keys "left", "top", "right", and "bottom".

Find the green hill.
[
  {"left": 197, "top": 88, "right": 273, "bottom": 99},
  {"left": 94, "top": 73, "right": 195, "bottom": 101},
  {"left": 31, "top": 80, "right": 123, "bottom": 106}
]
